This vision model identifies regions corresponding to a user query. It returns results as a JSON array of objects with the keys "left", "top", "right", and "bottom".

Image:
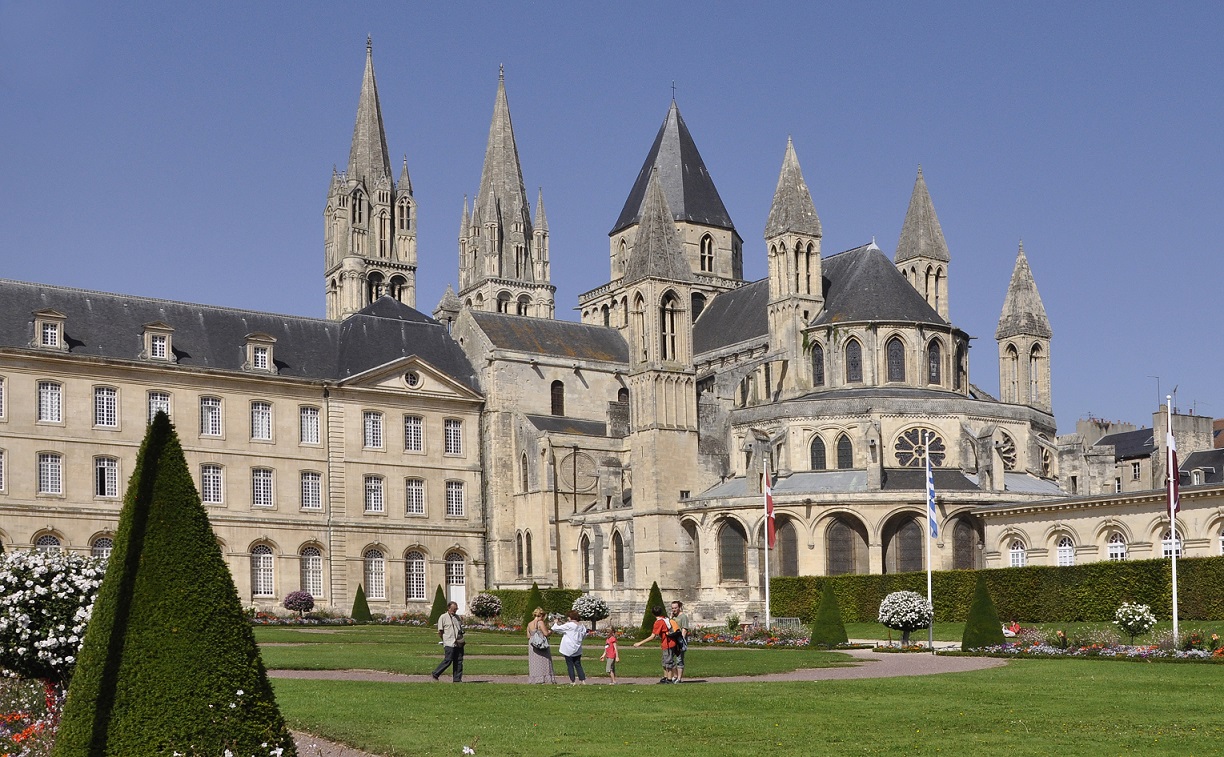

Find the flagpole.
[
  {"left": 763, "top": 461, "right": 772, "bottom": 631},
  {"left": 1167, "top": 396, "right": 1179, "bottom": 641},
  {"left": 925, "top": 432, "right": 934, "bottom": 652}
]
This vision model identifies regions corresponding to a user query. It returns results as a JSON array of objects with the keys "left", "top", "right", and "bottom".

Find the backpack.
[{"left": 663, "top": 617, "right": 685, "bottom": 645}]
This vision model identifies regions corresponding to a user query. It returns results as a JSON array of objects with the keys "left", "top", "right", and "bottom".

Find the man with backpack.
[
  {"left": 633, "top": 604, "right": 682, "bottom": 683},
  {"left": 670, "top": 601, "right": 691, "bottom": 683}
]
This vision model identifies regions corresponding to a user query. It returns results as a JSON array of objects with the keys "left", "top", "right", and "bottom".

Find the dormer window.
[
  {"left": 243, "top": 334, "right": 277, "bottom": 374},
  {"left": 33, "top": 310, "right": 67, "bottom": 351},
  {"left": 142, "top": 322, "right": 175, "bottom": 362}
]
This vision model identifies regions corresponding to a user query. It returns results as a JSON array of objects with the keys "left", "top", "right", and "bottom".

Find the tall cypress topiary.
[
  {"left": 961, "top": 574, "right": 1007, "bottom": 650},
  {"left": 809, "top": 582, "right": 849, "bottom": 647},
  {"left": 53, "top": 413, "right": 295, "bottom": 756},
  {"left": 428, "top": 585, "right": 449, "bottom": 624},
  {"left": 640, "top": 581, "right": 665, "bottom": 634},
  {"left": 351, "top": 583, "right": 373, "bottom": 622},
  {"left": 521, "top": 582, "right": 545, "bottom": 627}
]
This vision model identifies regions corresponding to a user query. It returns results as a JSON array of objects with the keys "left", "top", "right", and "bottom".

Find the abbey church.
[{"left": 2, "top": 42, "right": 1220, "bottom": 622}]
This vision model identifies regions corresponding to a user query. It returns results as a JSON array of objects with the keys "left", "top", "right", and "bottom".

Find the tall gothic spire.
[
  {"left": 347, "top": 37, "right": 392, "bottom": 183},
  {"left": 534, "top": 187, "right": 548, "bottom": 232},
  {"left": 623, "top": 170, "right": 693, "bottom": 284},
  {"left": 996, "top": 242, "right": 1052, "bottom": 339},
  {"left": 895, "top": 166, "right": 950, "bottom": 263},
  {"left": 764, "top": 137, "right": 822, "bottom": 238},
  {"left": 474, "top": 66, "right": 531, "bottom": 231},
  {"left": 397, "top": 155, "right": 412, "bottom": 194}
]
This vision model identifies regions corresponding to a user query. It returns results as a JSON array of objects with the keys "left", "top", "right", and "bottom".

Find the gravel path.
[{"left": 278, "top": 649, "right": 1006, "bottom": 755}]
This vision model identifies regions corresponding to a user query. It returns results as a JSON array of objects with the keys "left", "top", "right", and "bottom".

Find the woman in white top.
[{"left": 551, "top": 610, "right": 588, "bottom": 684}]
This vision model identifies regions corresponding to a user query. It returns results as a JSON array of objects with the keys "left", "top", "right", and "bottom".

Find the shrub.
[
  {"left": 726, "top": 614, "right": 740, "bottom": 632},
  {"left": 572, "top": 593, "right": 609, "bottom": 627},
  {"left": 1114, "top": 602, "right": 1157, "bottom": 644},
  {"left": 428, "top": 585, "right": 449, "bottom": 625},
  {"left": 351, "top": 584, "right": 373, "bottom": 622},
  {"left": 283, "top": 591, "right": 315, "bottom": 616},
  {"left": 641, "top": 581, "right": 665, "bottom": 634},
  {"left": 961, "top": 574, "right": 1005, "bottom": 650},
  {"left": 521, "top": 582, "right": 545, "bottom": 627},
  {"left": 53, "top": 412, "right": 295, "bottom": 756},
  {"left": 878, "top": 591, "right": 932, "bottom": 645},
  {"left": 0, "top": 549, "right": 105, "bottom": 685},
  {"left": 809, "top": 582, "right": 849, "bottom": 648},
  {"left": 469, "top": 592, "right": 502, "bottom": 621}
]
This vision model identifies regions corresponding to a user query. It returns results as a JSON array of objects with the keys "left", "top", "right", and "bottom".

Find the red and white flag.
[
  {"left": 1167, "top": 431, "right": 1180, "bottom": 515},
  {"left": 764, "top": 465, "right": 776, "bottom": 549}
]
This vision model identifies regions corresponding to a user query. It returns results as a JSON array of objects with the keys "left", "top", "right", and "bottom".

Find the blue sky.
[{"left": 1, "top": 2, "right": 1220, "bottom": 433}]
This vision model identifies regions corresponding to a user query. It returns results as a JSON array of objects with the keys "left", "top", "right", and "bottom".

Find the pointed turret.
[
  {"left": 347, "top": 37, "right": 392, "bottom": 184},
  {"left": 996, "top": 242, "right": 1053, "bottom": 412},
  {"left": 764, "top": 137, "right": 822, "bottom": 238},
  {"left": 894, "top": 167, "right": 951, "bottom": 320},
  {"left": 623, "top": 170, "right": 693, "bottom": 285},
  {"left": 474, "top": 65, "right": 531, "bottom": 232},
  {"left": 433, "top": 284, "right": 462, "bottom": 327},
  {"left": 397, "top": 155, "right": 413, "bottom": 195},
  {"left": 996, "top": 242, "right": 1051, "bottom": 340},
  {"left": 534, "top": 187, "right": 549, "bottom": 232}
]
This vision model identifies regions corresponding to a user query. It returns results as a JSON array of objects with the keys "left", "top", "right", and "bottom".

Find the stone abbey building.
[{"left": 3, "top": 42, "right": 1220, "bottom": 622}]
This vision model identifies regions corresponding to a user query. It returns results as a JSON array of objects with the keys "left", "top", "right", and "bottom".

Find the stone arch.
[
  {"left": 823, "top": 513, "right": 869, "bottom": 575},
  {"left": 679, "top": 519, "right": 701, "bottom": 587},
  {"left": 716, "top": 516, "right": 749, "bottom": 582},
  {"left": 844, "top": 338, "right": 863, "bottom": 383},
  {"left": 950, "top": 516, "right": 984, "bottom": 569},
  {"left": 926, "top": 338, "right": 943, "bottom": 385},
  {"left": 881, "top": 511, "right": 923, "bottom": 573},
  {"left": 809, "top": 434, "right": 827, "bottom": 470},
  {"left": 810, "top": 340, "right": 826, "bottom": 386},
  {"left": 885, "top": 334, "right": 907, "bottom": 383}
]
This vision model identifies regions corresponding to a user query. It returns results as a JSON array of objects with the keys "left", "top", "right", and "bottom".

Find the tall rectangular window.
[
  {"left": 200, "top": 397, "right": 222, "bottom": 436},
  {"left": 250, "top": 401, "right": 272, "bottom": 441},
  {"left": 405, "top": 478, "right": 425, "bottom": 515},
  {"left": 150, "top": 334, "right": 168, "bottom": 359},
  {"left": 95, "top": 457, "right": 119, "bottom": 497},
  {"left": 446, "top": 480, "right": 465, "bottom": 517},
  {"left": 444, "top": 419, "right": 463, "bottom": 455},
  {"left": 252, "top": 346, "right": 270, "bottom": 371},
  {"left": 37, "top": 381, "right": 62, "bottom": 423},
  {"left": 38, "top": 452, "right": 63, "bottom": 494},
  {"left": 300, "top": 547, "right": 323, "bottom": 597},
  {"left": 300, "top": 471, "right": 322, "bottom": 510},
  {"left": 364, "top": 475, "right": 384, "bottom": 513},
  {"left": 403, "top": 415, "right": 423, "bottom": 452},
  {"left": 250, "top": 546, "right": 274, "bottom": 596},
  {"left": 94, "top": 387, "right": 118, "bottom": 427},
  {"left": 1131, "top": 462, "right": 1141, "bottom": 480},
  {"left": 0, "top": 376, "right": 6, "bottom": 418},
  {"left": 405, "top": 552, "right": 426, "bottom": 600},
  {"left": 148, "top": 391, "right": 171, "bottom": 423},
  {"left": 40, "top": 322, "right": 59, "bottom": 347},
  {"left": 300, "top": 406, "right": 320, "bottom": 444},
  {"left": 363, "top": 411, "right": 384, "bottom": 449},
  {"left": 0, "top": 449, "right": 6, "bottom": 491},
  {"left": 252, "top": 468, "right": 274, "bottom": 507},
  {"left": 201, "top": 464, "right": 223, "bottom": 504}
]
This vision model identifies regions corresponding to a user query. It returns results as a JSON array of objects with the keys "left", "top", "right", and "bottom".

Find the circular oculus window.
[{"left": 404, "top": 371, "right": 421, "bottom": 388}]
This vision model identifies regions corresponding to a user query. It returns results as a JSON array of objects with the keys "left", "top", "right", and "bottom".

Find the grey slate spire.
[
  {"left": 611, "top": 101, "right": 735, "bottom": 234},
  {"left": 623, "top": 170, "right": 694, "bottom": 284},
  {"left": 397, "top": 155, "right": 413, "bottom": 194},
  {"left": 474, "top": 66, "right": 531, "bottom": 233},
  {"left": 534, "top": 187, "right": 548, "bottom": 232},
  {"left": 764, "top": 137, "right": 822, "bottom": 238},
  {"left": 347, "top": 37, "right": 392, "bottom": 184},
  {"left": 895, "top": 167, "right": 950, "bottom": 263},
  {"left": 459, "top": 195, "right": 469, "bottom": 239},
  {"left": 996, "top": 242, "right": 1052, "bottom": 339}
]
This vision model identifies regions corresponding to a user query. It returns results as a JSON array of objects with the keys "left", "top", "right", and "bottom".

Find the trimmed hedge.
[
  {"left": 427, "top": 585, "right": 448, "bottom": 624},
  {"left": 961, "top": 574, "right": 1005, "bottom": 649},
  {"left": 488, "top": 586, "right": 584, "bottom": 626},
  {"left": 809, "top": 582, "right": 848, "bottom": 647},
  {"left": 351, "top": 584, "right": 373, "bottom": 622},
  {"left": 641, "top": 581, "right": 665, "bottom": 634},
  {"left": 771, "top": 556, "right": 1224, "bottom": 624}
]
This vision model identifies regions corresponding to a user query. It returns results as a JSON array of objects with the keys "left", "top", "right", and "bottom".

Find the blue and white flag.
[{"left": 925, "top": 438, "right": 938, "bottom": 538}]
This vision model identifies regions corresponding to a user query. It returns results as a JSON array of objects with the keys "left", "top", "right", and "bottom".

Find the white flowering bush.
[
  {"left": 1113, "top": 602, "right": 1157, "bottom": 643},
  {"left": 878, "top": 591, "right": 933, "bottom": 645},
  {"left": 572, "top": 593, "right": 610, "bottom": 625},
  {"left": 0, "top": 549, "right": 105, "bottom": 685},
  {"left": 469, "top": 592, "right": 503, "bottom": 620}
]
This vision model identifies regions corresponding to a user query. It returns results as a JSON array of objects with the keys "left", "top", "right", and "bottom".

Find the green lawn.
[{"left": 272, "top": 659, "right": 1224, "bottom": 756}]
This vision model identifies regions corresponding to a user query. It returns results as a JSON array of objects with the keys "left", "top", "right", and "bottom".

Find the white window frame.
[
  {"left": 95, "top": 456, "right": 119, "bottom": 498},
  {"left": 300, "top": 546, "right": 323, "bottom": 597},
  {"left": 91, "top": 537, "right": 114, "bottom": 559},
  {"left": 0, "top": 376, "right": 6, "bottom": 419},
  {"left": 200, "top": 396, "right": 223, "bottom": 437},
  {"left": 35, "top": 534, "right": 62, "bottom": 552},
  {"left": 445, "top": 552, "right": 465, "bottom": 588},
  {"left": 1107, "top": 533, "right": 1127, "bottom": 561},
  {"left": 444, "top": 419, "right": 463, "bottom": 456},
  {"left": 405, "top": 551, "right": 426, "bottom": 600},
  {"left": 94, "top": 386, "right": 119, "bottom": 428},
  {"left": 40, "top": 321, "right": 60, "bottom": 347},
  {"left": 252, "top": 345, "right": 270, "bottom": 371},
  {"left": 1008, "top": 540, "right": 1026, "bottom": 568},
  {"left": 252, "top": 467, "right": 274, "bottom": 507},
  {"left": 1162, "top": 530, "right": 1183, "bottom": 558},
  {"left": 1114, "top": 477, "right": 1122, "bottom": 494},
  {"left": 38, "top": 452, "right": 63, "bottom": 495},
  {"left": 363, "top": 549, "right": 386, "bottom": 600},
  {"left": 1056, "top": 536, "right": 1074, "bottom": 567},
  {"left": 299, "top": 406, "right": 320, "bottom": 445},
  {"left": 250, "top": 401, "right": 273, "bottom": 441},
  {"left": 201, "top": 464, "right": 224, "bottom": 504},
  {"left": 404, "top": 415, "right": 423, "bottom": 452},
  {"left": 148, "top": 391, "right": 171, "bottom": 423},
  {"left": 150, "top": 333, "right": 168, "bottom": 360},
  {"left": 300, "top": 471, "right": 322, "bottom": 510},
  {"left": 1131, "top": 462, "right": 1141, "bottom": 481},
  {"left": 251, "top": 545, "right": 275, "bottom": 597},
  {"left": 0, "top": 449, "right": 6, "bottom": 492},
  {"left": 363, "top": 411, "right": 384, "bottom": 449},
  {"left": 405, "top": 477, "right": 425, "bottom": 515},
  {"left": 445, "top": 480, "right": 465, "bottom": 517},
  {"left": 38, "top": 381, "right": 62, "bottom": 423},
  {"left": 364, "top": 475, "right": 385, "bottom": 513}
]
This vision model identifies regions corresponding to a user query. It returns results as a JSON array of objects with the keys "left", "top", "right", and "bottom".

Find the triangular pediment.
[{"left": 337, "top": 355, "right": 483, "bottom": 401}]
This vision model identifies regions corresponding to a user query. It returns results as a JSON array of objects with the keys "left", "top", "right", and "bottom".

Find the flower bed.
[{"left": 946, "top": 644, "right": 1224, "bottom": 662}]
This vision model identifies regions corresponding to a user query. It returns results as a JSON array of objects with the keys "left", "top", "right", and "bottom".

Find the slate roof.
[
  {"left": 611, "top": 101, "right": 735, "bottom": 235},
  {"left": 693, "top": 278, "right": 769, "bottom": 356},
  {"left": 793, "top": 386, "right": 979, "bottom": 402},
  {"left": 763, "top": 138, "right": 822, "bottom": 238},
  {"left": 526, "top": 414, "right": 608, "bottom": 437},
  {"left": 1180, "top": 449, "right": 1224, "bottom": 484},
  {"left": 894, "top": 168, "right": 949, "bottom": 263},
  {"left": 0, "top": 280, "right": 479, "bottom": 390},
  {"left": 1096, "top": 428, "right": 1155, "bottom": 460},
  {"left": 469, "top": 310, "right": 629, "bottom": 363},
  {"left": 996, "top": 243, "right": 1052, "bottom": 339},
  {"left": 881, "top": 468, "right": 981, "bottom": 491},
  {"left": 810, "top": 244, "right": 947, "bottom": 327},
  {"left": 622, "top": 169, "right": 694, "bottom": 285},
  {"left": 694, "top": 470, "right": 869, "bottom": 499}
]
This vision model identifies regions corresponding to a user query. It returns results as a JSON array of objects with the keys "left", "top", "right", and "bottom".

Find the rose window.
[{"left": 894, "top": 428, "right": 946, "bottom": 468}]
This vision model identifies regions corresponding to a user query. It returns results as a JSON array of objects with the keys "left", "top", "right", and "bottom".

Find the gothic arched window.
[
  {"left": 612, "top": 531, "right": 626, "bottom": 584},
  {"left": 886, "top": 337, "right": 906, "bottom": 382},
  {"left": 579, "top": 535, "right": 593, "bottom": 587},
  {"left": 691, "top": 292, "right": 707, "bottom": 322},
  {"left": 776, "top": 519, "right": 799, "bottom": 577},
  {"left": 700, "top": 234, "right": 714, "bottom": 272},
  {"left": 845, "top": 340, "right": 863, "bottom": 383},
  {"left": 954, "top": 344, "right": 966, "bottom": 390},
  {"left": 1005, "top": 344, "right": 1019, "bottom": 402},
  {"left": 927, "top": 340, "right": 942, "bottom": 384},
  {"left": 810, "top": 436, "right": 827, "bottom": 470},
  {"left": 718, "top": 521, "right": 748, "bottom": 582},
  {"left": 811, "top": 343, "right": 825, "bottom": 386},
  {"left": 550, "top": 380, "right": 565, "bottom": 416},
  {"left": 516, "top": 533, "right": 525, "bottom": 576},
  {"left": 660, "top": 292, "right": 680, "bottom": 361},
  {"left": 525, "top": 531, "right": 533, "bottom": 574},
  {"left": 827, "top": 518, "right": 860, "bottom": 575},
  {"left": 836, "top": 434, "right": 854, "bottom": 469},
  {"left": 952, "top": 519, "right": 978, "bottom": 570},
  {"left": 520, "top": 453, "right": 529, "bottom": 492},
  {"left": 1029, "top": 344, "right": 1043, "bottom": 403}
]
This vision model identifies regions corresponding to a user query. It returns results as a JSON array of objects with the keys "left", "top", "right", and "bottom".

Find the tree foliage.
[
  {"left": 640, "top": 581, "right": 665, "bottom": 635},
  {"left": 960, "top": 574, "right": 1005, "bottom": 650},
  {"left": 808, "top": 582, "right": 849, "bottom": 648}
]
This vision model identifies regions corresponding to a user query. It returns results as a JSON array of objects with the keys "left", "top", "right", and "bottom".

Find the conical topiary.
[
  {"left": 809, "top": 582, "right": 849, "bottom": 647},
  {"left": 428, "top": 584, "right": 449, "bottom": 625},
  {"left": 640, "top": 581, "right": 665, "bottom": 635},
  {"left": 351, "top": 583, "right": 373, "bottom": 622},
  {"left": 521, "top": 581, "right": 545, "bottom": 627},
  {"left": 961, "top": 574, "right": 1007, "bottom": 650},
  {"left": 53, "top": 413, "right": 295, "bottom": 756}
]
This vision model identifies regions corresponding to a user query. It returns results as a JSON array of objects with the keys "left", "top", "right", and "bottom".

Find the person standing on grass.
[
  {"left": 633, "top": 605, "right": 678, "bottom": 683},
  {"left": 526, "top": 606, "right": 556, "bottom": 684},
  {"left": 601, "top": 633, "right": 620, "bottom": 684},
  {"left": 552, "top": 610, "right": 589, "bottom": 684},
  {"left": 431, "top": 601, "right": 464, "bottom": 682},
  {"left": 670, "top": 600, "right": 691, "bottom": 683}
]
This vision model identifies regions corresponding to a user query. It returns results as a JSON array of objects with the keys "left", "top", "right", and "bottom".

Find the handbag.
[
  {"left": 530, "top": 630, "right": 550, "bottom": 650},
  {"left": 451, "top": 616, "right": 465, "bottom": 647}
]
